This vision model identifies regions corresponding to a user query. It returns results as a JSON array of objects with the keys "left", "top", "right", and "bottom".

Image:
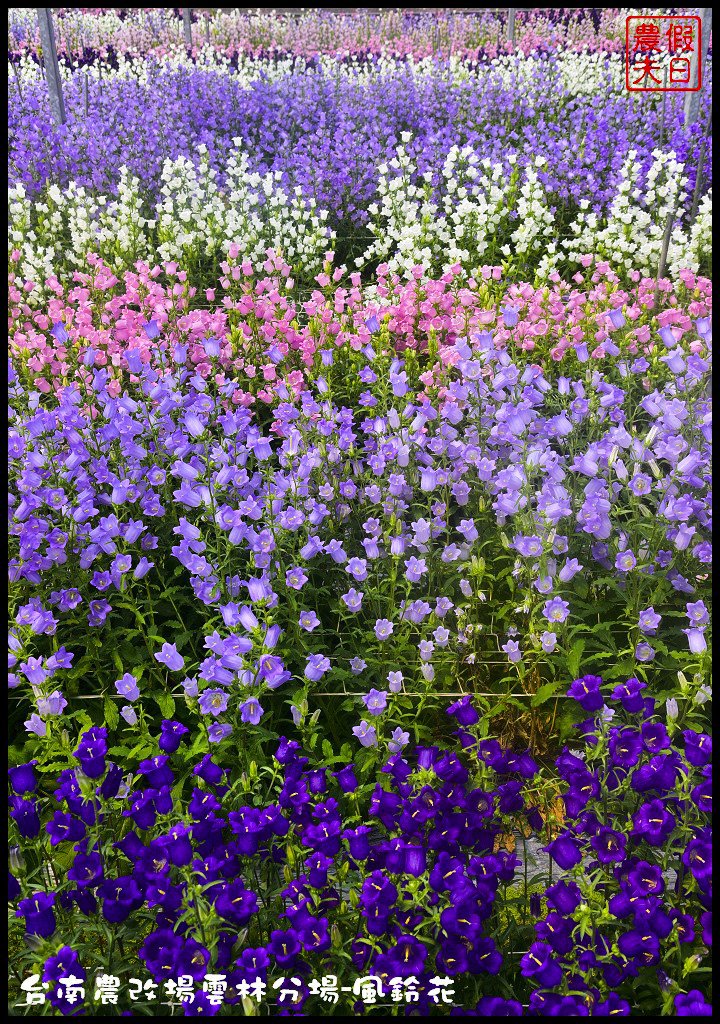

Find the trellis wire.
[{"left": 9, "top": 691, "right": 556, "bottom": 701}]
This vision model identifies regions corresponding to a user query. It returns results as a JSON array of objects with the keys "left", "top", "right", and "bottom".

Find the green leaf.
[
  {"left": 155, "top": 693, "right": 176, "bottom": 719},
  {"left": 35, "top": 760, "right": 76, "bottom": 774},
  {"left": 68, "top": 655, "right": 94, "bottom": 682},
  {"left": 532, "top": 681, "right": 562, "bottom": 707},
  {"left": 115, "top": 601, "right": 145, "bottom": 624},
  {"left": 127, "top": 741, "right": 154, "bottom": 761},
  {"left": 567, "top": 638, "right": 585, "bottom": 679},
  {"left": 188, "top": 731, "right": 209, "bottom": 758},
  {"left": 321, "top": 740, "right": 333, "bottom": 760},
  {"left": 104, "top": 697, "right": 120, "bottom": 731},
  {"left": 490, "top": 696, "right": 528, "bottom": 712},
  {"left": 67, "top": 709, "right": 94, "bottom": 730},
  {"left": 174, "top": 631, "right": 192, "bottom": 650},
  {"left": 172, "top": 767, "right": 194, "bottom": 803},
  {"left": 119, "top": 643, "right": 146, "bottom": 667}
]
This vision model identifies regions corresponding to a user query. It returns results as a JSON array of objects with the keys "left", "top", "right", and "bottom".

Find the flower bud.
[
  {"left": 9, "top": 846, "right": 25, "bottom": 871},
  {"left": 683, "top": 954, "right": 703, "bottom": 976}
]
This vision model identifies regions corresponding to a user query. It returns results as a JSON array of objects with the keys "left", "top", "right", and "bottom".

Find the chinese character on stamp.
[{"left": 626, "top": 15, "right": 702, "bottom": 92}]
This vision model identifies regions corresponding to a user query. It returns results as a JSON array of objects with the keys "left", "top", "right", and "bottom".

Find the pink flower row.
[
  {"left": 9, "top": 8, "right": 633, "bottom": 62},
  {"left": 9, "top": 247, "right": 712, "bottom": 406}
]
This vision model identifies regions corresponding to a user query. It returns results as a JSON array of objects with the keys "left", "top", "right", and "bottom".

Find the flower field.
[{"left": 7, "top": 7, "right": 712, "bottom": 1017}]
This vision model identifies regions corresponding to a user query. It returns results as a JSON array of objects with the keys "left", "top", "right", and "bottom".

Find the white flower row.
[
  {"left": 356, "top": 137, "right": 710, "bottom": 283},
  {"left": 8, "top": 46, "right": 679, "bottom": 99},
  {"left": 8, "top": 140, "right": 333, "bottom": 297},
  {"left": 7, "top": 136, "right": 711, "bottom": 297},
  {"left": 560, "top": 149, "right": 699, "bottom": 280}
]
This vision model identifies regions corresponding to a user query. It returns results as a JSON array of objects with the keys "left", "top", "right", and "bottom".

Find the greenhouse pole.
[
  {"left": 36, "top": 8, "right": 66, "bottom": 125},
  {"left": 654, "top": 201, "right": 678, "bottom": 313},
  {"left": 183, "top": 8, "right": 193, "bottom": 48},
  {"left": 690, "top": 103, "right": 713, "bottom": 223},
  {"left": 507, "top": 8, "right": 516, "bottom": 44},
  {"left": 11, "top": 60, "right": 24, "bottom": 102}
]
